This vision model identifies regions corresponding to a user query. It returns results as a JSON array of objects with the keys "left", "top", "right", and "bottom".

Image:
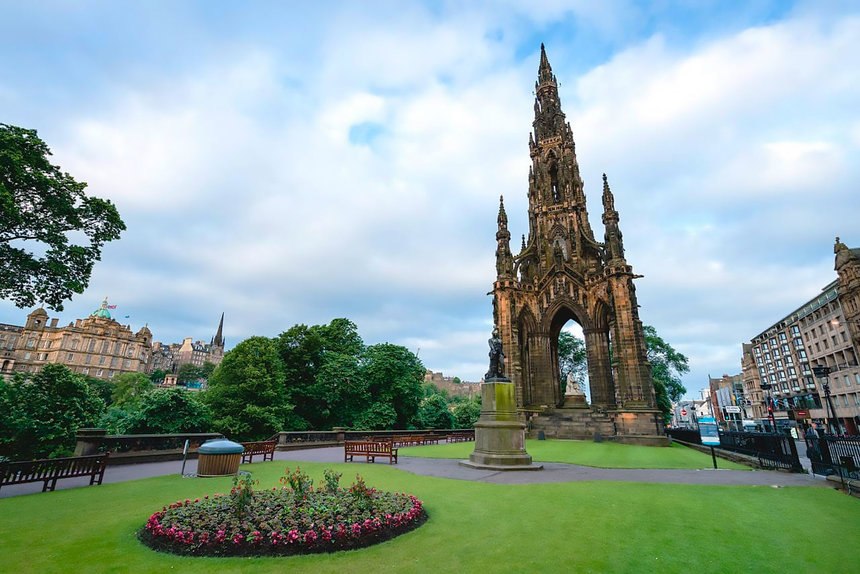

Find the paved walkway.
[{"left": 0, "top": 446, "right": 830, "bottom": 499}]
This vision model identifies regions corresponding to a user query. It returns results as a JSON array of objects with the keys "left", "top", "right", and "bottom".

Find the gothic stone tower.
[{"left": 492, "top": 45, "right": 664, "bottom": 443}]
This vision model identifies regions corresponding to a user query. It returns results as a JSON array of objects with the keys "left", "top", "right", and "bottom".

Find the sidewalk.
[{"left": 1, "top": 445, "right": 829, "bottom": 499}]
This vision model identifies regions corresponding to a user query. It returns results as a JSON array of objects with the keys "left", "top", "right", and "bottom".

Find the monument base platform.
[
  {"left": 459, "top": 459, "right": 544, "bottom": 471},
  {"left": 463, "top": 379, "right": 543, "bottom": 472}
]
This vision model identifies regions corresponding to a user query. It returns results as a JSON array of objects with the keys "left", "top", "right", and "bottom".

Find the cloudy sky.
[{"left": 2, "top": 1, "right": 858, "bottom": 397}]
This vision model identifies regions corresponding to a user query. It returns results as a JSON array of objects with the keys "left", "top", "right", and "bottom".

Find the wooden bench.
[
  {"left": 446, "top": 432, "right": 475, "bottom": 443},
  {"left": 240, "top": 440, "right": 277, "bottom": 464},
  {"left": 344, "top": 441, "right": 398, "bottom": 464},
  {"left": 0, "top": 453, "right": 109, "bottom": 492}
]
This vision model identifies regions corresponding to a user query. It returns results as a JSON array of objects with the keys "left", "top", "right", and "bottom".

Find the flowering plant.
[{"left": 139, "top": 471, "right": 426, "bottom": 557}]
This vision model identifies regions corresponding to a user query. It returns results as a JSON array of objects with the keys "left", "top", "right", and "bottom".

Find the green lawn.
[
  {"left": 399, "top": 439, "right": 751, "bottom": 470},
  {"left": 1, "top": 461, "right": 857, "bottom": 573}
]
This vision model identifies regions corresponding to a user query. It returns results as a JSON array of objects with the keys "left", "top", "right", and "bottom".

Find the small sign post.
[
  {"left": 698, "top": 416, "right": 719, "bottom": 469},
  {"left": 180, "top": 439, "right": 190, "bottom": 476}
]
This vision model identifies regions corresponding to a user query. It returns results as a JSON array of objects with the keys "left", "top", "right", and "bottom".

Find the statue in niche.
[
  {"left": 485, "top": 327, "right": 506, "bottom": 380},
  {"left": 565, "top": 372, "right": 585, "bottom": 396}
]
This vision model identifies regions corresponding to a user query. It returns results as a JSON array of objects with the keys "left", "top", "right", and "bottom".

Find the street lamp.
[
  {"left": 759, "top": 381, "right": 777, "bottom": 433},
  {"left": 812, "top": 364, "right": 840, "bottom": 436}
]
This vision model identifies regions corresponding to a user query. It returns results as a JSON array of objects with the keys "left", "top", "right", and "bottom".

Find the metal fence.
[
  {"left": 806, "top": 435, "right": 860, "bottom": 479},
  {"left": 667, "top": 428, "right": 804, "bottom": 472},
  {"left": 718, "top": 431, "right": 803, "bottom": 472}
]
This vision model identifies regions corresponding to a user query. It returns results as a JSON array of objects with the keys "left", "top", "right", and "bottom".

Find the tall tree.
[
  {"left": 0, "top": 124, "right": 125, "bottom": 310},
  {"left": 0, "top": 364, "right": 105, "bottom": 460},
  {"left": 643, "top": 325, "right": 689, "bottom": 424},
  {"left": 557, "top": 330, "right": 588, "bottom": 396},
  {"left": 111, "top": 372, "right": 152, "bottom": 408},
  {"left": 277, "top": 318, "right": 365, "bottom": 429},
  {"left": 121, "top": 387, "right": 212, "bottom": 434},
  {"left": 414, "top": 394, "right": 454, "bottom": 429},
  {"left": 177, "top": 363, "right": 206, "bottom": 385},
  {"left": 206, "top": 336, "right": 300, "bottom": 440},
  {"left": 359, "top": 343, "right": 424, "bottom": 429}
]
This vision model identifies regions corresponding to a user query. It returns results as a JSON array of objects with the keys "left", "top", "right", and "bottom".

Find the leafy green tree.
[
  {"left": 452, "top": 376, "right": 461, "bottom": 385},
  {"left": 558, "top": 330, "right": 588, "bottom": 396},
  {"left": 149, "top": 369, "right": 167, "bottom": 384},
  {"left": 643, "top": 325, "right": 689, "bottom": 425},
  {"left": 177, "top": 363, "right": 206, "bottom": 385},
  {"left": 200, "top": 361, "right": 217, "bottom": 379},
  {"left": 111, "top": 372, "right": 152, "bottom": 408},
  {"left": 206, "top": 336, "right": 300, "bottom": 440},
  {"left": 359, "top": 343, "right": 424, "bottom": 429},
  {"left": 121, "top": 387, "right": 211, "bottom": 434},
  {"left": 452, "top": 395, "right": 482, "bottom": 428},
  {"left": 84, "top": 376, "right": 114, "bottom": 406},
  {"left": 554, "top": 325, "right": 687, "bottom": 424},
  {"left": 414, "top": 394, "right": 454, "bottom": 429},
  {"left": 277, "top": 318, "right": 365, "bottom": 429},
  {"left": 352, "top": 402, "right": 397, "bottom": 431},
  {"left": 0, "top": 124, "right": 125, "bottom": 311},
  {"left": 0, "top": 364, "right": 105, "bottom": 460}
]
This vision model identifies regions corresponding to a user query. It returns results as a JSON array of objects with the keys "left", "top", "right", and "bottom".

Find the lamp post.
[
  {"left": 812, "top": 364, "right": 840, "bottom": 436},
  {"left": 759, "top": 381, "right": 777, "bottom": 433}
]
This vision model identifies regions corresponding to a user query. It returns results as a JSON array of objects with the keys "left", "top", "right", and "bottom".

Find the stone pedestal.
[
  {"left": 460, "top": 379, "right": 543, "bottom": 471},
  {"left": 563, "top": 394, "right": 588, "bottom": 408}
]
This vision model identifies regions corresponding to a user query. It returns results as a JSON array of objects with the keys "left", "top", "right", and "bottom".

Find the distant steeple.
[{"left": 213, "top": 312, "right": 225, "bottom": 348}]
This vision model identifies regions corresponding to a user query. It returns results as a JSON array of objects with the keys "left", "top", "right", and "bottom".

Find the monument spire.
[
  {"left": 601, "top": 173, "right": 626, "bottom": 263},
  {"left": 495, "top": 195, "right": 513, "bottom": 278}
]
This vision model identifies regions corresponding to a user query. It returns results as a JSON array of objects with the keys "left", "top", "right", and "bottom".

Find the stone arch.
[{"left": 517, "top": 307, "right": 538, "bottom": 406}]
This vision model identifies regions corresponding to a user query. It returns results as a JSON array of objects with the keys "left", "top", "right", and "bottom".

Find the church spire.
[{"left": 213, "top": 312, "right": 224, "bottom": 348}]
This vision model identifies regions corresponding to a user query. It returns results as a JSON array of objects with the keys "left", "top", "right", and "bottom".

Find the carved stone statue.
[
  {"left": 485, "top": 327, "right": 506, "bottom": 379},
  {"left": 565, "top": 372, "right": 585, "bottom": 395}
]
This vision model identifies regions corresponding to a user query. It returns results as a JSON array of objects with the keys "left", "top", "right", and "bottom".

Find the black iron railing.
[
  {"left": 806, "top": 435, "right": 860, "bottom": 479},
  {"left": 718, "top": 431, "right": 803, "bottom": 472}
]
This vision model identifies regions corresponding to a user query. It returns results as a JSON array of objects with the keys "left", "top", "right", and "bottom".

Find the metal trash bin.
[{"left": 196, "top": 439, "right": 244, "bottom": 477}]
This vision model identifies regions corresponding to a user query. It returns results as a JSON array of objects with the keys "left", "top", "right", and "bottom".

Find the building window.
[
  {"left": 123, "top": 359, "right": 131, "bottom": 368},
  {"left": 791, "top": 325, "right": 800, "bottom": 335},
  {"left": 82, "top": 367, "right": 89, "bottom": 375},
  {"left": 97, "top": 369, "right": 103, "bottom": 377},
  {"left": 108, "top": 370, "right": 115, "bottom": 378},
  {"left": 84, "top": 354, "right": 91, "bottom": 365},
  {"left": 99, "top": 356, "right": 106, "bottom": 365},
  {"left": 110, "top": 357, "right": 119, "bottom": 368},
  {"left": 24, "top": 352, "right": 31, "bottom": 360},
  {"left": 88, "top": 339, "right": 96, "bottom": 352},
  {"left": 779, "top": 332, "right": 787, "bottom": 341},
  {"left": 101, "top": 341, "right": 109, "bottom": 353},
  {"left": 26, "top": 339, "right": 35, "bottom": 348},
  {"left": 67, "top": 353, "right": 74, "bottom": 361}
]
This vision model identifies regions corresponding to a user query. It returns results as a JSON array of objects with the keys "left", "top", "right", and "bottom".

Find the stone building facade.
[
  {"left": 423, "top": 370, "right": 480, "bottom": 399},
  {"left": 492, "top": 45, "right": 662, "bottom": 444},
  {"left": 148, "top": 313, "right": 225, "bottom": 375},
  {"left": 745, "top": 241, "right": 860, "bottom": 435},
  {"left": 2, "top": 300, "right": 152, "bottom": 380}
]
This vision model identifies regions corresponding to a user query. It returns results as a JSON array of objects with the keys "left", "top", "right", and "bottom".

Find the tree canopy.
[
  {"left": 643, "top": 325, "right": 689, "bottom": 424},
  {"left": 556, "top": 324, "right": 688, "bottom": 424},
  {"left": 206, "top": 336, "right": 299, "bottom": 440},
  {"left": 558, "top": 330, "right": 588, "bottom": 396},
  {"left": 121, "top": 387, "right": 212, "bottom": 435},
  {"left": 0, "top": 364, "right": 105, "bottom": 460},
  {"left": 0, "top": 124, "right": 125, "bottom": 311}
]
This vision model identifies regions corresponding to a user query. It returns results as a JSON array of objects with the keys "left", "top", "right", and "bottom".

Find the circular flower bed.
[{"left": 139, "top": 470, "right": 427, "bottom": 557}]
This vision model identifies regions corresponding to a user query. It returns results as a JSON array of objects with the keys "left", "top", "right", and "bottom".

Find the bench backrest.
[
  {"left": 0, "top": 454, "right": 109, "bottom": 485},
  {"left": 241, "top": 441, "right": 276, "bottom": 453},
  {"left": 345, "top": 440, "right": 392, "bottom": 453}
]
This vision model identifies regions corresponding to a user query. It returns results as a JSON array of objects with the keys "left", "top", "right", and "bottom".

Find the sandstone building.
[
  {"left": 0, "top": 299, "right": 152, "bottom": 380},
  {"left": 745, "top": 238, "right": 860, "bottom": 435},
  {"left": 493, "top": 45, "right": 662, "bottom": 444}
]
